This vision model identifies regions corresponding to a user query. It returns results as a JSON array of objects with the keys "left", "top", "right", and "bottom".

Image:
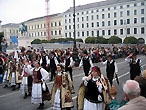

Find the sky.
[{"left": 0, "top": 0, "right": 104, "bottom": 25}]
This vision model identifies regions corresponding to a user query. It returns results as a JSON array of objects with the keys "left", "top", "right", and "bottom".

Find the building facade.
[
  {"left": 1, "top": 23, "right": 19, "bottom": 45},
  {"left": 64, "top": 0, "right": 146, "bottom": 43}
]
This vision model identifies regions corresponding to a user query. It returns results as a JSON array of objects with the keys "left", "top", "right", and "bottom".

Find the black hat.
[
  {"left": 51, "top": 51, "right": 55, "bottom": 55},
  {"left": 83, "top": 50, "right": 88, "bottom": 55},
  {"left": 107, "top": 54, "right": 112, "bottom": 58}
]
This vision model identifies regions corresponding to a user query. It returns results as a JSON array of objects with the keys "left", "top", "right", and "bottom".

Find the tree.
[
  {"left": 41, "top": 40, "right": 49, "bottom": 43},
  {"left": 108, "top": 36, "right": 122, "bottom": 44},
  {"left": 85, "top": 37, "right": 108, "bottom": 44},
  {"left": 138, "top": 38, "right": 145, "bottom": 44},
  {"left": 85, "top": 37, "right": 95, "bottom": 43},
  {"left": 76, "top": 38, "right": 83, "bottom": 42},
  {"left": 124, "top": 36, "right": 138, "bottom": 44},
  {"left": 31, "top": 39, "right": 42, "bottom": 44}
]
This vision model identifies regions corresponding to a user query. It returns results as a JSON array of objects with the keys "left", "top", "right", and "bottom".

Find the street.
[{"left": 0, "top": 55, "right": 146, "bottom": 110}]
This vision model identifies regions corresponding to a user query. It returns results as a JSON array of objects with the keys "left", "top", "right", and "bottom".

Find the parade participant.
[
  {"left": 77, "top": 66, "right": 111, "bottom": 110},
  {"left": 25, "top": 61, "right": 51, "bottom": 109},
  {"left": 0, "top": 54, "right": 4, "bottom": 83},
  {"left": 79, "top": 50, "right": 94, "bottom": 76},
  {"left": 40, "top": 51, "right": 49, "bottom": 71},
  {"left": 125, "top": 53, "right": 142, "bottom": 80},
  {"left": 101, "top": 55, "right": 118, "bottom": 86},
  {"left": 20, "top": 59, "right": 33, "bottom": 99},
  {"left": 48, "top": 51, "right": 59, "bottom": 81},
  {"left": 64, "top": 52, "right": 74, "bottom": 81},
  {"left": 51, "top": 64, "right": 75, "bottom": 110},
  {"left": 3, "top": 57, "right": 9, "bottom": 88}
]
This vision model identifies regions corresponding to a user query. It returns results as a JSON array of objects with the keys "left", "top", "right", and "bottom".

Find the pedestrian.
[
  {"left": 24, "top": 61, "right": 51, "bottom": 109},
  {"left": 40, "top": 51, "right": 49, "bottom": 71},
  {"left": 77, "top": 66, "right": 111, "bottom": 110},
  {"left": 101, "top": 54, "right": 118, "bottom": 86},
  {"left": 125, "top": 53, "right": 141, "bottom": 80},
  {"left": 64, "top": 52, "right": 74, "bottom": 81},
  {"left": 51, "top": 64, "right": 75, "bottom": 110},
  {"left": 79, "top": 50, "right": 94, "bottom": 76}
]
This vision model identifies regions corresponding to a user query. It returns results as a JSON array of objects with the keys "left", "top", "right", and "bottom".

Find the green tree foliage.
[
  {"left": 31, "top": 39, "right": 42, "bottom": 44},
  {"left": 85, "top": 37, "right": 108, "bottom": 44},
  {"left": 108, "top": 36, "right": 122, "bottom": 44},
  {"left": 124, "top": 36, "right": 138, "bottom": 44},
  {"left": 76, "top": 38, "right": 83, "bottom": 42}
]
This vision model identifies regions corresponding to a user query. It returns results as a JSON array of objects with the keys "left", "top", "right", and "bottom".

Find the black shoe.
[
  {"left": 24, "top": 93, "right": 27, "bottom": 99},
  {"left": 37, "top": 103, "right": 44, "bottom": 109},
  {"left": 28, "top": 92, "right": 31, "bottom": 96},
  {"left": 3, "top": 85, "right": 8, "bottom": 88},
  {"left": 12, "top": 86, "right": 16, "bottom": 91}
]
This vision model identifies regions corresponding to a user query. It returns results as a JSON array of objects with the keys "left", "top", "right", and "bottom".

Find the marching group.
[{"left": 0, "top": 45, "right": 146, "bottom": 110}]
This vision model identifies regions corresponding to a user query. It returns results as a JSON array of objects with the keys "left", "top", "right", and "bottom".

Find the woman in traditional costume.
[
  {"left": 51, "top": 64, "right": 75, "bottom": 110},
  {"left": 77, "top": 66, "right": 111, "bottom": 110}
]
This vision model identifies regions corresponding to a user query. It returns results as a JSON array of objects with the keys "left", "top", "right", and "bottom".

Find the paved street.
[{"left": 0, "top": 55, "right": 146, "bottom": 110}]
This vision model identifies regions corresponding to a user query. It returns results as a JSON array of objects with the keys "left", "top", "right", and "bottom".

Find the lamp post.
[{"left": 73, "top": 0, "right": 79, "bottom": 66}]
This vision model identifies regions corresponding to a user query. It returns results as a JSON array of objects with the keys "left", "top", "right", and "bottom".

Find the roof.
[
  {"left": 2, "top": 23, "right": 19, "bottom": 28},
  {"left": 64, "top": 0, "right": 136, "bottom": 13}
]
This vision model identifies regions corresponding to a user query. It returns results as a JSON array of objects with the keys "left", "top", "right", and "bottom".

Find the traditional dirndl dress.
[
  {"left": 53, "top": 74, "right": 61, "bottom": 110},
  {"left": 11, "top": 72, "right": 16, "bottom": 86}
]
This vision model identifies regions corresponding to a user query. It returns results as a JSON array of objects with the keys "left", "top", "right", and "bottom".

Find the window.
[
  {"left": 97, "top": 22, "right": 99, "bottom": 27},
  {"left": 82, "top": 31, "right": 84, "bottom": 36},
  {"left": 86, "top": 11, "right": 88, "bottom": 14},
  {"left": 59, "top": 22, "right": 61, "bottom": 26},
  {"left": 114, "top": 20, "right": 117, "bottom": 25},
  {"left": 65, "top": 15, "right": 67, "bottom": 17},
  {"left": 120, "top": 11, "right": 123, "bottom": 17},
  {"left": 51, "top": 22, "right": 53, "bottom": 27},
  {"left": 87, "top": 23, "right": 89, "bottom": 28},
  {"left": 82, "top": 23, "right": 84, "bottom": 28},
  {"left": 38, "top": 32, "right": 39, "bottom": 36},
  {"left": 91, "top": 10, "right": 94, "bottom": 13},
  {"left": 102, "top": 14, "right": 104, "bottom": 19},
  {"left": 55, "top": 31, "right": 57, "bottom": 35},
  {"left": 82, "top": 12, "right": 84, "bottom": 15},
  {"left": 114, "top": 29, "right": 117, "bottom": 35},
  {"left": 141, "top": 9, "right": 144, "bottom": 14},
  {"left": 65, "top": 33, "right": 67, "bottom": 37},
  {"left": 127, "top": 19, "right": 130, "bottom": 24},
  {"left": 96, "top": 15, "right": 99, "bottom": 19},
  {"left": 108, "top": 21, "right": 110, "bottom": 26},
  {"left": 134, "top": 10, "right": 137, "bottom": 15},
  {"left": 77, "top": 32, "right": 80, "bottom": 37},
  {"left": 141, "top": 2, "right": 144, "bottom": 6},
  {"left": 120, "top": 29, "right": 123, "bottom": 35},
  {"left": 114, "top": 7, "right": 116, "bottom": 10},
  {"left": 141, "top": 27, "right": 145, "bottom": 34},
  {"left": 69, "top": 32, "right": 71, "bottom": 38},
  {"left": 108, "top": 13, "right": 110, "bottom": 18},
  {"left": 82, "top": 17, "right": 84, "bottom": 22},
  {"left": 65, "top": 26, "right": 67, "bottom": 30},
  {"left": 120, "top": 19, "right": 123, "bottom": 25},
  {"left": 102, "top": 30, "right": 105, "bottom": 36},
  {"left": 127, "top": 28, "right": 130, "bottom": 34},
  {"left": 87, "top": 31, "right": 89, "bottom": 36},
  {"left": 114, "top": 12, "right": 117, "bottom": 17},
  {"left": 91, "top": 15, "right": 94, "bottom": 20},
  {"left": 134, "top": 28, "right": 137, "bottom": 34},
  {"left": 102, "top": 21, "right": 105, "bottom": 26},
  {"left": 77, "top": 18, "right": 79, "bottom": 22},
  {"left": 92, "top": 31, "right": 94, "bottom": 37},
  {"left": 38, "top": 25, "right": 39, "bottom": 29},
  {"left": 69, "top": 19, "right": 71, "bottom": 23},
  {"left": 134, "top": 3, "right": 137, "bottom": 7},
  {"left": 10, "top": 30, "right": 11, "bottom": 33},
  {"left": 59, "top": 30, "right": 61, "bottom": 35},
  {"left": 120, "top": 6, "right": 123, "bottom": 9},
  {"left": 51, "top": 31, "right": 53, "bottom": 35},
  {"left": 141, "top": 17, "right": 144, "bottom": 23},
  {"left": 108, "top": 8, "right": 110, "bottom": 11},
  {"left": 127, "top": 5, "right": 130, "bottom": 8},
  {"left": 108, "top": 30, "right": 111, "bottom": 35},
  {"left": 134, "top": 18, "right": 137, "bottom": 24},
  {"left": 127, "top": 10, "right": 130, "bottom": 16},
  {"left": 97, "top": 30, "right": 99, "bottom": 36},
  {"left": 77, "top": 13, "right": 79, "bottom": 15},
  {"left": 69, "top": 25, "right": 71, "bottom": 29},
  {"left": 77, "top": 24, "right": 79, "bottom": 29},
  {"left": 96, "top": 10, "right": 99, "bottom": 12},
  {"left": 92, "top": 23, "right": 94, "bottom": 27},
  {"left": 69, "top": 14, "right": 71, "bottom": 17},
  {"left": 86, "top": 16, "right": 89, "bottom": 21},
  {"left": 32, "top": 26, "right": 33, "bottom": 29},
  {"left": 44, "top": 32, "right": 46, "bottom": 36},
  {"left": 102, "top": 9, "right": 104, "bottom": 11},
  {"left": 32, "top": 33, "right": 33, "bottom": 37},
  {"left": 65, "top": 19, "right": 67, "bottom": 23},
  {"left": 55, "top": 22, "right": 57, "bottom": 26}
]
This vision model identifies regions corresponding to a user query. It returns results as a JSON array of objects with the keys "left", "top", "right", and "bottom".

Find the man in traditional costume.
[
  {"left": 77, "top": 66, "right": 111, "bottom": 110},
  {"left": 25, "top": 61, "right": 51, "bottom": 109},
  {"left": 40, "top": 51, "right": 49, "bottom": 71},
  {"left": 79, "top": 50, "right": 94, "bottom": 76},
  {"left": 51, "top": 64, "right": 75, "bottom": 110}
]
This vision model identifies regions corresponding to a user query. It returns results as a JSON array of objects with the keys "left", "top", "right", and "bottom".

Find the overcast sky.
[{"left": 0, "top": 0, "right": 104, "bottom": 25}]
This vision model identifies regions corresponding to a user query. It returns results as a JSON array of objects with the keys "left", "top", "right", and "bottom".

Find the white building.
[
  {"left": 0, "top": 20, "right": 2, "bottom": 32},
  {"left": 63, "top": 0, "right": 146, "bottom": 43}
]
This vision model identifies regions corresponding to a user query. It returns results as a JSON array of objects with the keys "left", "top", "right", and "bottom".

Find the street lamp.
[{"left": 73, "top": 0, "right": 79, "bottom": 66}]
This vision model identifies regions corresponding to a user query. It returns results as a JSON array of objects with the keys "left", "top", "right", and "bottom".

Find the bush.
[
  {"left": 108, "top": 36, "right": 122, "bottom": 44},
  {"left": 41, "top": 40, "right": 49, "bottom": 43},
  {"left": 124, "top": 36, "right": 138, "bottom": 44},
  {"left": 76, "top": 39, "right": 83, "bottom": 42},
  {"left": 85, "top": 37, "right": 108, "bottom": 44},
  {"left": 31, "top": 39, "right": 42, "bottom": 44},
  {"left": 85, "top": 37, "right": 95, "bottom": 43}
]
